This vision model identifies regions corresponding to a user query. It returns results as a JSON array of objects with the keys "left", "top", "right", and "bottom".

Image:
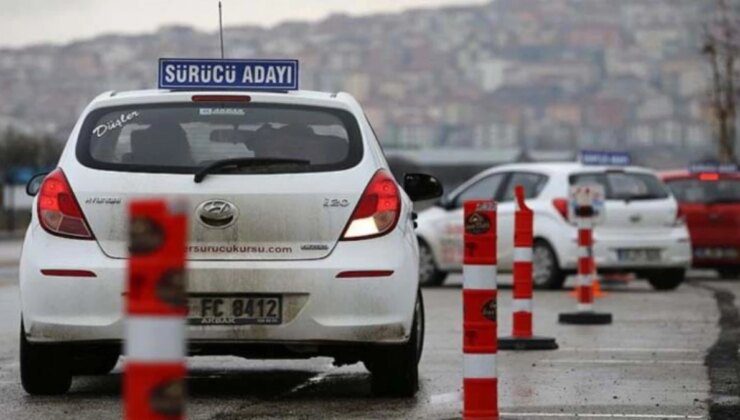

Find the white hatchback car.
[
  {"left": 20, "top": 89, "right": 441, "bottom": 396},
  {"left": 417, "top": 162, "right": 691, "bottom": 289}
]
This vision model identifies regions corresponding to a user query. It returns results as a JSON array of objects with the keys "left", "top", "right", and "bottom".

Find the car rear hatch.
[
  {"left": 569, "top": 169, "right": 678, "bottom": 234},
  {"left": 665, "top": 175, "right": 740, "bottom": 247},
  {"left": 68, "top": 98, "right": 368, "bottom": 261}
]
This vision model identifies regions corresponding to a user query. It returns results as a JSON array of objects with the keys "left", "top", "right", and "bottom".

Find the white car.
[
  {"left": 416, "top": 162, "right": 691, "bottom": 289},
  {"left": 19, "top": 88, "right": 441, "bottom": 396}
]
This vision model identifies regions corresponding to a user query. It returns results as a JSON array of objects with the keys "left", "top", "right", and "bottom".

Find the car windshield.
[
  {"left": 570, "top": 171, "right": 669, "bottom": 201},
  {"left": 76, "top": 103, "right": 362, "bottom": 174},
  {"left": 665, "top": 178, "right": 740, "bottom": 204}
]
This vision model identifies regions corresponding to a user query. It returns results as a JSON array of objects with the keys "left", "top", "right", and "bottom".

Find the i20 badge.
[{"left": 197, "top": 199, "right": 238, "bottom": 229}]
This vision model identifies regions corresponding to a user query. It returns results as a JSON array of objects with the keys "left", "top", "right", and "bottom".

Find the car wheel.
[
  {"left": 418, "top": 240, "right": 448, "bottom": 287},
  {"left": 365, "top": 289, "right": 424, "bottom": 397},
  {"left": 647, "top": 269, "right": 685, "bottom": 290},
  {"left": 718, "top": 268, "right": 740, "bottom": 280},
  {"left": 20, "top": 320, "right": 72, "bottom": 395},
  {"left": 532, "top": 240, "right": 566, "bottom": 290}
]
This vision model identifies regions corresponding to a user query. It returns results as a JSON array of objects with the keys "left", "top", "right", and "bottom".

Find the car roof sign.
[
  {"left": 688, "top": 161, "right": 738, "bottom": 174},
  {"left": 158, "top": 58, "right": 299, "bottom": 91},
  {"left": 579, "top": 150, "right": 631, "bottom": 166}
]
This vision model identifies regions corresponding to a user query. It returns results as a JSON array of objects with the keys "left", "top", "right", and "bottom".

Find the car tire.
[
  {"left": 533, "top": 239, "right": 567, "bottom": 290},
  {"left": 718, "top": 268, "right": 740, "bottom": 280},
  {"left": 647, "top": 269, "right": 685, "bottom": 290},
  {"left": 365, "top": 290, "right": 424, "bottom": 398},
  {"left": 20, "top": 320, "right": 72, "bottom": 395},
  {"left": 418, "top": 239, "right": 448, "bottom": 287}
]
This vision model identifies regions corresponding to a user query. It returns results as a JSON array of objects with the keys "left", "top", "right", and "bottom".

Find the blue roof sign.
[
  {"left": 580, "top": 150, "right": 631, "bottom": 166},
  {"left": 158, "top": 58, "right": 299, "bottom": 90},
  {"left": 689, "top": 162, "right": 738, "bottom": 173}
]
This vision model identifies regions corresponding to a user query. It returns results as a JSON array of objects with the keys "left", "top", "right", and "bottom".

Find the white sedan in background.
[{"left": 416, "top": 162, "right": 691, "bottom": 289}]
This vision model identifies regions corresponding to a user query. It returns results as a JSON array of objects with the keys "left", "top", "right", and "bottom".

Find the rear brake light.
[
  {"left": 341, "top": 170, "right": 400, "bottom": 240},
  {"left": 37, "top": 169, "right": 94, "bottom": 239},
  {"left": 192, "top": 95, "right": 251, "bottom": 103},
  {"left": 552, "top": 198, "right": 569, "bottom": 221},
  {"left": 699, "top": 173, "right": 719, "bottom": 181}
]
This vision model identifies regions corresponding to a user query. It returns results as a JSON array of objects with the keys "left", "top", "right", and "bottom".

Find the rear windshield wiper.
[
  {"left": 613, "top": 194, "right": 666, "bottom": 202},
  {"left": 194, "top": 157, "right": 310, "bottom": 183}
]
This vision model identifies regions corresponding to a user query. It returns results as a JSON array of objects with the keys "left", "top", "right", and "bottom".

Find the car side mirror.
[
  {"left": 403, "top": 173, "right": 443, "bottom": 202},
  {"left": 26, "top": 173, "right": 48, "bottom": 197}
]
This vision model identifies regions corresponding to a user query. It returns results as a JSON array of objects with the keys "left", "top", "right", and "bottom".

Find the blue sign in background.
[
  {"left": 158, "top": 58, "right": 299, "bottom": 90},
  {"left": 580, "top": 150, "right": 631, "bottom": 166}
]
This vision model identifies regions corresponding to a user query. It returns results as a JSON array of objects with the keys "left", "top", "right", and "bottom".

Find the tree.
[
  {"left": 702, "top": 0, "right": 740, "bottom": 164},
  {"left": 0, "top": 129, "right": 63, "bottom": 170}
]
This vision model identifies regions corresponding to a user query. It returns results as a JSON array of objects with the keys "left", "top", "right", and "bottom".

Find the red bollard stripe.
[
  {"left": 578, "top": 228, "right": 593, "bottom": 247},
  {"left": 512, "top": 261, "right": 533, "bottom": 299},
  {"left": 124, "top": 362, "right": 187, "bottom": 420},
  {"left": 577, "top": 257, "right": 593, "bottom": 276},
  {"left": 463, "top": 289, "right": 498, "bottom": 353},
  {"left": 463, "top": 378, "right": 499, "bottom": 419},
  {"left": 577, "top": 285, "right": 594, "bottom": 304}
]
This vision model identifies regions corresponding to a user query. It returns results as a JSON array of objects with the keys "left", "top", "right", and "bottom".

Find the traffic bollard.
[
  {"left": 462, "top": 200, "right": 498, "bottom": 419},
  {"left": 499, "top": 186, "right": 558, "bottom": 350},
  {"left": 125, "top": 200, "right": 188, "bottom": 420},
  {"left": 558, "top": 212, "right": 612, "bottom": 325}
]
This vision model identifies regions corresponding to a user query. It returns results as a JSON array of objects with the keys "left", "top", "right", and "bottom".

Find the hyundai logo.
[{"left": 197, "top": 199, "right": 238, "bottom": 228}]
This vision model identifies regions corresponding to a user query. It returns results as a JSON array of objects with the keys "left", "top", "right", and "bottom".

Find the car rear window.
[
  {"left": 76, "top": 103, "right": 363, "bottom": 174},
  {"left": 665, "top": 178, "right": 740, "bottom": 204},
  {"left": 570, "top": 171, "right": 669, "bottom": 200}
]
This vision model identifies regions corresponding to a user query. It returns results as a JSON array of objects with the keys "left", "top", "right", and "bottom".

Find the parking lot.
[{"left": 0, "top": 239, "right": 733, "bottom": 419}]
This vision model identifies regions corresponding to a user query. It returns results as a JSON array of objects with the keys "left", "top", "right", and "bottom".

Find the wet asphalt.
[{"left": 0, "top": 243, "right": 734, "bottom": 419}]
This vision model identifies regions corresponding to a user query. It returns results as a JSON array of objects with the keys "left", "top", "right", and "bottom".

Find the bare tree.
[{"left": 703, "top": 0, "right": 739, "bottom": 164}]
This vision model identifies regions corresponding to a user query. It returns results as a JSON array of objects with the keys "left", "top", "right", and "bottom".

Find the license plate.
[
  {"left": 617, "top": 249, "right": 661, "bottom": 262},
  {"left": 694, "top": 247, "right": 739, "bottom": 259},
  {"left": 188, "top": 295, "right": 282, "bottom": 326}
]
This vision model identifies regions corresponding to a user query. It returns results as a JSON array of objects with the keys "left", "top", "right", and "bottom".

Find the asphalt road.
[{"left": 0, "top": 240, "right": 734, "bottom": 419}]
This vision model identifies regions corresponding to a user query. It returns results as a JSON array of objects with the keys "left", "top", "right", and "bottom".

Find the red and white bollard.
[
  {"left": 462, "top": 200, "right": 498, "bottom": 419},
  {"left": 125, "top": 200, "right": 188, "bottom": 420},
  {"left": 499, "top": 186, "right": 557, "bottom": 350},
  {"left": 558, "top": 204, "right": 612, "bottom": 325}
]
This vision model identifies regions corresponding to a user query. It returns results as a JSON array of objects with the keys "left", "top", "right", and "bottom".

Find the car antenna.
[{"left": 218, "top": 1, "right": 225, "bottom": 59}]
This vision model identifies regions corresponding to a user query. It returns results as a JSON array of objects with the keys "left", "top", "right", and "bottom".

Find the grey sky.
[{"left": 0, "top": 0, "right": 486, "bottom": 48}]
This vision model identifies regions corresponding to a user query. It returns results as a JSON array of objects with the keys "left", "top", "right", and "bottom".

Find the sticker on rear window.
[
  {"left": 199, "top": 108, "right": 245, "bottom": 116},
  {"left": 92, "top": 111, "right": 140, "bottom": 138}
]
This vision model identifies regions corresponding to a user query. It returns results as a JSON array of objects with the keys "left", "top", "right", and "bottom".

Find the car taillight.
[
  {"left": 341, "top": 170, "right": 400, "bottom": 240},
  {"left": 37, "top": 169, "right": 94, "bottom": 239},
  {"left": 552, "top": 198, "right": 569, "bottom": 221}
]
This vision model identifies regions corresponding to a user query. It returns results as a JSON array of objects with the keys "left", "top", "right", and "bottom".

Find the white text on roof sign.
[{"left": 158, "top": 58, "right": 299, "bottom": 90}]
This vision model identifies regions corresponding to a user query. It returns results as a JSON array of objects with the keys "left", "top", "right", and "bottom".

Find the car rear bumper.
[
  {"left": 558, "top": 226, "right": 692, "bottom": 271},
  {"left": 20, "top": 225, "right": 418, "bottom": 346}
]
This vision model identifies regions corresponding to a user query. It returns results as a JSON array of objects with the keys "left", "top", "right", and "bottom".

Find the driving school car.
[
  {"left": 19, "top": 58, "right": 442, "bottom": 396},
  {"left": 661, "top": 164, "right": 740, "bottom": 279},
  {"left": 416, "top": 158, "right": 691, "bottom": 290}
]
